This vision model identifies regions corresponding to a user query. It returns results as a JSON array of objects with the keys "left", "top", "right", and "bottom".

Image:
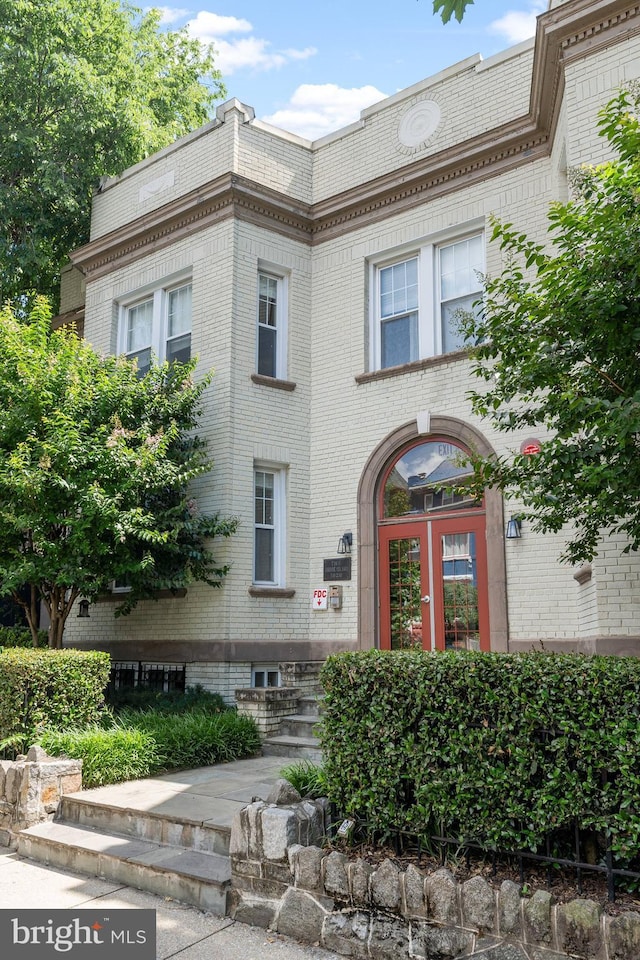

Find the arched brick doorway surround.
[{"left": 357, "top": 416, "right": 508, "bottom": 652}]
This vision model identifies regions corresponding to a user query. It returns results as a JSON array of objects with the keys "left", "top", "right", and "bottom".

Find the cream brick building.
[{"left": 60, "top": 0, "right": 640, "bottom": 699}]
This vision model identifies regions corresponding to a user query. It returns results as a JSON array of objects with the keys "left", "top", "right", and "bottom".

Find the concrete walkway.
[
  {"left": 3, "top": 756, "right": 341, "bottom": 959},
  {"left": 66, "top": 754, "right": 289, "bottom": 830},
  {"left": 0, "top": 850, "right": 339, "bottom": 959}
]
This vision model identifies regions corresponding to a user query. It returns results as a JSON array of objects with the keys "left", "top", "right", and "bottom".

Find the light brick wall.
[
  {"left": 58, "top": 265, "right": 85, "bottom": 313},
  {"left": 186, "top": 661, "right": 252, "bottom": 704},
  {"left": 306, "top": 157, "right": 567, "bottom": 648},
  {"left": 66, "top": 216, "right": 314, "bottom": 652},
  {"left": 563, "top": 36, "right": 640, "bottom": 172},
  {"left": 90, "top": 105, "right": 313, "bottom": 241},
  {"left": 311, "top": 42, "right": 534, "bottom": 202}
]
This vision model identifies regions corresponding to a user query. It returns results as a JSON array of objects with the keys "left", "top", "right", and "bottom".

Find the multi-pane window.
[
  {"left": 257, "top": 271, "right": 287, "bottom": 379},
  {"left": 126, "top": 299, "right": 154, "bottom": 375},
  {"left": 379, "top": 258, "right": 419, "bottom": 368},
  {"left": 439, "top": 235, "right": 483, "bottom": 354},
  {"left": 121, "top": 281, "right": 192, "bottom": 376},
  {"left": 253, "top": 466, "right": 285, "bottom": 585},
  {"left": 441, "top": 532, "right": 474, "bottom": 580},
  {"left": 166, "top": 284, "right": 192, "bottom": 365},
  {"left": 373, "top": 232, "right": 483, "bottom": 370}
]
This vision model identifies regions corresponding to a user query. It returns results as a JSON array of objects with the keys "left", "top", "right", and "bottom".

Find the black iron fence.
[
  {"left": 109, "top": 661, "right": 186, "bottom": 694},
  {"left": 328, "top": 809, "right": 640, "bottom": 901}
]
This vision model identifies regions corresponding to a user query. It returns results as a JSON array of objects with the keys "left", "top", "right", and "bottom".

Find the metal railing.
[
  {"left": 327, "top": 810, "right": 640, "bottom": 901},
  {"left": 109, "top": 661, "right": 186, "bottom": 694}
]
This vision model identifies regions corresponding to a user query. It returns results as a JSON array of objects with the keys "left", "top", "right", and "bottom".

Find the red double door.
[{"left": 379, "top": 511, "right": 489, "bottom": 652}]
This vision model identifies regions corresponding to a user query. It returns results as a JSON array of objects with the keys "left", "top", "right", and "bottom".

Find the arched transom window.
[{"left": 382, "top": 438, "right": 478, "bottom": 520}]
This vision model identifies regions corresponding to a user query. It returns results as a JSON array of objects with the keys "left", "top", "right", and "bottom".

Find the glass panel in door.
[
  {"left": 387, "top": 535, "right": 423, "bottom": 649},
  {"left": 441, "top": 531, "right": 480, "bottom": 650},
  {"left": 430, "top": 513, "right": 489, "bottom": 651},
  {"left": 379, "top": 524, "right": 429, "bottom": 651}
]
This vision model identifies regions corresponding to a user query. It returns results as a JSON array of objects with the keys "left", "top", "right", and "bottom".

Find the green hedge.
[
  {"left": 320, "top": 650, "right": 640, "bottom": 859},
  {"left": 0, "top": 648, "right": 111, "bottom": 749}
]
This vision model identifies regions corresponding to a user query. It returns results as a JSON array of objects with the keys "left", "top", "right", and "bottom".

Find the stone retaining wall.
[
  {"left": 228, "top": 783, "right": 640, "bottom": 960},
  {"left": 0, "top": 745, "right": 82, "bottom": 848}
]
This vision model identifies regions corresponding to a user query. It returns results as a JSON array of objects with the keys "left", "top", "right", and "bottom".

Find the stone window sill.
[
  {"left": 355, "top": 349, "right": 469, "bottom": 384},
  {"left": 248, "top": 586, "right": 296, "bottom": 598},
  {"left": 251, "top": 374, "right": 296, "bottom": 392}
]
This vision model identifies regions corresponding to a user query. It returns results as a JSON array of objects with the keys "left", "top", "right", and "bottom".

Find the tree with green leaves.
[
  {"left": 0, "top": 299, "right": 237, "bottom": 648},
  {"left": 0, "top": 0, "right": 224, "bottom": 308},
  {"left": 459, "top": 86, "right": 640, "bottom": 565}
]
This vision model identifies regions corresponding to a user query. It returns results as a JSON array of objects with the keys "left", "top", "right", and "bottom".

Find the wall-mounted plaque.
[{"left": 323, "top": 557, "right": 352, "bottom": 581}]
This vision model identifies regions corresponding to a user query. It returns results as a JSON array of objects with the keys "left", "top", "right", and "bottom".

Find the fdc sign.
[{"left": 312, "top": 588, "right": 328, "bottom": 610}]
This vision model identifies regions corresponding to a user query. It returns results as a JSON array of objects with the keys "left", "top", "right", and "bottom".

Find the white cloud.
[
  {"left": 213, "top": 37, "right": 315, "bottom": 75},
  {"left": 186, "top": 11, "right": 253, "bottom": 39},
  {"left": 185, "top": 11, "right": 316, "bottom": 75},
  {"left": 148, "top": 6, "right": 191, "bottom": 26},
  {"left": 263, "top": 83, "right": 388, "bottom": 141},
  {"left": 488, "top": 2, "right": 546, "bottom": 45}
]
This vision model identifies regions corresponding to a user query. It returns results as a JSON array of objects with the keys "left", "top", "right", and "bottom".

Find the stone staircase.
[
  {"left": 260, "top": 693, "right": 323, "bottom": 762},
  {"left": 235, "top": 662, "right": 325, "bottom": 763},
  {"left": 18, "top": 787, "right": 233, "bottom": 914}
]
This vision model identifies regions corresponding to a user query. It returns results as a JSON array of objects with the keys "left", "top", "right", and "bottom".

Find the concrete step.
[
  {"left": 261, "top": 736, "right": 323, "bottom": 761},
  {"left": 58, "top": 794, "right": 230, "bottom": 856},
  {"left": 298, "top": 695, "right": 324, "bottom": 717},
  {"left": 278, "top": 714, "right": 321, "bottom": 739},
  {"left": 18, "top": 821, "right": 230, "bottom": 915}
]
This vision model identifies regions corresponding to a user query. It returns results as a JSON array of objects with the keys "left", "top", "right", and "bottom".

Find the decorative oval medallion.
[{"left": 397, "top": 100, "right": 442, "bottom": 149}]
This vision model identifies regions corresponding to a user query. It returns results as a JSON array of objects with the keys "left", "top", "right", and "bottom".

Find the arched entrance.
[
  {"left": 357, "top": 417, "right": 508, "bottom": 652},
  {"left": 379, "top": 437, "right": 488, "bottom": 651}
]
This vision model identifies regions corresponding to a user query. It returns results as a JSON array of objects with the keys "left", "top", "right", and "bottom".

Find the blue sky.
[{"left": 156, "top": 1, "right": 547, "bottom": 140}]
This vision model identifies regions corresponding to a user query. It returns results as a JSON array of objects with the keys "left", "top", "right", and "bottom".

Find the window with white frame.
[
  {"left": 372, "top": 232, "right": 483, "bottom": 370},
  {"left": 253, "top": 466, "right": 286, "bottom": 585},
  {"left": 121, "top": 280, "right": 192, "bottom": 376},
  {"left": 252, "top": 664, "right": 281, "bottom": 688},
  {"left": 257, "top": 270, "right": 287, "bottom": 379}
]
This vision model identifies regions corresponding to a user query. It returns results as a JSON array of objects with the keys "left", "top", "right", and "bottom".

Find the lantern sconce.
[
  {"left": 77, "top": 598, "right": 90, "bottom": 618},
  {"left": 505, "top": 516, "right": 522, "bottom": 540},
  {"left": 337, "top": 532, "right": 353, "bottom": 554}
]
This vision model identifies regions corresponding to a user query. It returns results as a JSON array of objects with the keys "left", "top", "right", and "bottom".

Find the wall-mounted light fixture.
[
  {"left": 505, "top": 516, "right": 522, "bottom": 540},
  {"left": 77, "top": 598, "right": 90, "bottom": 618},
  {"left": 337, "top": 532, "right": 353, "bottom": 554}
]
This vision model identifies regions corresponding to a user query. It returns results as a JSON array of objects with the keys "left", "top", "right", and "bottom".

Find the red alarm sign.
[{"left": 520, "top": 438, "right": 542, "bottom": 456}]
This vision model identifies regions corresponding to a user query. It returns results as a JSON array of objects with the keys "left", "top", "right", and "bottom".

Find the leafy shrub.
[
  {"left": 320, "top": 650, "right": 640, "bottom": 860},
  {"left": 280, "top": 759, "right": 327, "bottom": 799},
  {"left": 106, "top": 684, "right": 226, "bottom": 714},
  {"left": 0, "top": 626, "right": 47, "bottom": 648},
  {"left": 0, "top": 649, "right": 111, "bottom": 750},
  {"left": 39, "top": 724, "right": 159, "bottom": 788},
  {"left": 38, "top": 708, "right": 261, "bottom": 786},
  {"left": 124, "top": 708, "right": 261, "bottom": 770}
]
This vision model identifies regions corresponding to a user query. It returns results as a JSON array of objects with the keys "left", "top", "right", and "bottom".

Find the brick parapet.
[{"left": 235, "top": 687, "right": 301, "bottom": 737}]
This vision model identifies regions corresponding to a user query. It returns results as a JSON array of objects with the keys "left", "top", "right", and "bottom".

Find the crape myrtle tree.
[
  {"left": 0, "top": 299, "right": 237, "bottom": 648},
  {"left": 458, "top": 87, "right": 640, "bottom": 565},
  {"left": 0, "top": 0, "right": 224, "bottom": 308}
]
